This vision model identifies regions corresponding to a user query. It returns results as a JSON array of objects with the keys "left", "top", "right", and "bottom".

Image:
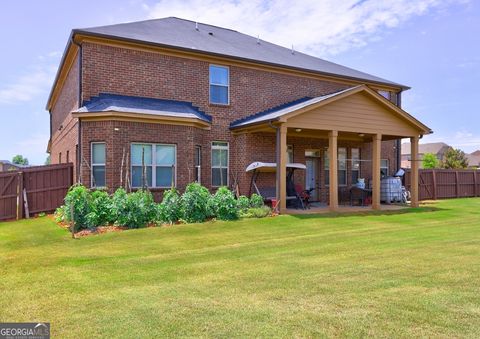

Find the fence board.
[
  {"left": 0, "top": 164, "right": 73, "bottom": 220},
  {"left": 405, "top": 168, "right": 479, "bottom": 201}
]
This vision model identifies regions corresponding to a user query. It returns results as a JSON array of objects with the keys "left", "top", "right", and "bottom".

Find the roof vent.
[
  {"left": 208, "top": 32, "right": 213, "bottom": 36},
  {"left": 291, "top": 45, "right": 295, "bottom": 55},
  {"left": 195, "top": 22, "right": 199, "bottom": 31},
  {"left": 257, "top": 35, "right": 260, "bottom": 44}
]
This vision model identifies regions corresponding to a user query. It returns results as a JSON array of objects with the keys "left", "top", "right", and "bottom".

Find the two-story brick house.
[{"left": 47, "top": 17, "right": 431, "bottom": 212}]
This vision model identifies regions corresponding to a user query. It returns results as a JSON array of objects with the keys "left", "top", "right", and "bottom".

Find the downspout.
[
  {"left": 396, "top": 91, "right": 402, "bottom": 170},
  {"left": 72, "top": 36, "right": 83, "bottom": 183}
]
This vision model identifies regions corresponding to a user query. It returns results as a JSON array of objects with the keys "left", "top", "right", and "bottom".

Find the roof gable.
[{"left": 231, "top": 85, "right": 431, "bottom": 136}]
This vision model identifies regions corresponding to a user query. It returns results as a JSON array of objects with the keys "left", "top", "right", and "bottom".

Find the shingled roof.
[
  {"left": 73, "top": 93, "right": 212, "bottom": 123},
  {"left": 73, "top": 17, "right": 407, "bottom": 89}
]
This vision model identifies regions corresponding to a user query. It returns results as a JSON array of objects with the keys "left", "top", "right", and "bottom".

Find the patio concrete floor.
[{"left": 287, "top": 203, "right": 409, "bottom": 214}]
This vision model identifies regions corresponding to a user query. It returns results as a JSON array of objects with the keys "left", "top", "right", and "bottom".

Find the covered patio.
[{"left": 231, "top": 85, "right": 432, "bottom": 213}]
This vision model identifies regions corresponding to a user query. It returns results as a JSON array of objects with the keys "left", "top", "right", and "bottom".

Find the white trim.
[
  {"left": 211, "top": 141, "right": 229, "bottom": 187},
  {"left": 195, "top": 145, "right": 201, "bottom": 184},
  {"left": 130, "top": 143, "right": 177, "bottom": 188},
  {"left": 209, "top": 64, "right": 230, "bottom": 105},
  {"left": 91, "top": 142, "right": 106, "bottom": 188},
  {"left": 351, "top": 147, "right": 361, "bottom": 182},
  {"left": 380, "top": 158, "right": 389, "bottom": 177}
]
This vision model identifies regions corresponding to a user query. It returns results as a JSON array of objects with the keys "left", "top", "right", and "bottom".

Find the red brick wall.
[
  {"left": 50, "top": 54, "right": 79, "bottom": 181},
  {"left": 49, "top": 41, "right": 401, "bottom": 202}
]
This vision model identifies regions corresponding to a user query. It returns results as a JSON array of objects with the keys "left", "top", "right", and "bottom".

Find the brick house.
[
  {"left": 401, "top": 142, "right": 451, "bottom": 168},
  {"left": 47, "top": 17, "right": 431, "bottom": 212}
]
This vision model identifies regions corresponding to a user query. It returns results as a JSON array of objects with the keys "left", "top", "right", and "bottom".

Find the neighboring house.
[
  {"left": 401, "top": 142, "right": 450, "bottom": 168},
  {"left": 0, "top": 160, "right": 24, "bottom": 172},
  {"left": 466, "top": 152, "right": 480, "bottom": 168},
  {"left": 46, "top": 17, "right": 431, "bottom": 212}
]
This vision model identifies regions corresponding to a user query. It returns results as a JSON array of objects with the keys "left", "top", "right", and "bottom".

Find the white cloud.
[
  {"left": 143, "top": 0, "right": 467, "bottom": 57},
  {"left": 0, "top": 50, "right": 60, "bottom": 105}
]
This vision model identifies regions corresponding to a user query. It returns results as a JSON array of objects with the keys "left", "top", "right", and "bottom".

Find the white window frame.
[
  {"left": 209, "top": 64, "right": 230, "bottom": 105},
  {"left": 195, "top": 145, "right": 201, "bottom": 184},
  {"left": 91, "top": 142, "right": 106, "bottom": 188},
  {"left": 287, "top": 144, "right": 294, "bottom": 163},
  {"left": 131, "top": 143, "right": 177, "bottom": 188},
  {"left": 351, "top": 148, "right": 361, "bottom": 183},
  {"left": 381, "top": 159, "right": 389, "bottom": 177},
  {"left": 211, "top": 141, "right": 229, "bottom": 187},
  {"left": 338, "top": 147, "right": 347, "bottom": 186}
]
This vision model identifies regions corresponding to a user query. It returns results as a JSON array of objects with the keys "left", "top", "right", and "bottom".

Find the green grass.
[{"left": 1, "top": 199, "right": 480, "bottom": 338}]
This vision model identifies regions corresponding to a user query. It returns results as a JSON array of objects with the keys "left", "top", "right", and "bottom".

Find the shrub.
[
  {"left": 64, "top": 184, "right": 92, "bottom": 230},
  {"left": 210, "top": 187, "right": 239, "bottom": 221},
  {"left": 181, "top": 183, "right": 212, "bottom": 223},
  {"left": 115, "top": 189, "right": 156, "bottom": 228},
  {"left": 157, "top": 188, "right": 182, "bottom": 224},
  {"left": 241, "top": 206, "right": 271, "bottom": 218},
  {"left": 236, "top": 195, "right": 250, "bottom": 212},
  {"left": 111, "top": 188, "right": 128, "bottom": 222},
  {"left": 54, "top": 205, "right": 68, "bottom": 223},
  {"left": 86, "top": 190, "right": 112, "bottom": 227},
  {"left": 250, "top": 193, "right": 264, "bottom": 208}
]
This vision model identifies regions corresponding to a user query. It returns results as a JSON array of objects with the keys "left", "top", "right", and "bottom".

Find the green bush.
[
  {"left": 87, "top": 190, "right": 112, "bottom": 227},
  {"left": 236, "top": 195, "right": 250, "bottom": 212},
  {"left": 115, "top": 189, "right": 156, "bottom": 228},
  {"left": 54, "top": 205, "right": 68, "bottom": 223},
  {"left": 210, "top": 187, "right": 239, "bottom": 221},
  {"left": 181, "top": 183, "right": 212, "bottom": 223},
  {"left": 240, "top": 206, "right": 271, "bottom": 218},
  {"left": 64, "top": 184, "right": 92, "bottom": 230},
  {"left": 111, "top": 188, "right": 128, "bottom": 222},
  {"left": 250, "top": 193, "right": 264, "bottom": 208},
  {"left": 157, "top": 188, "right": 181, "bottom": 224}
]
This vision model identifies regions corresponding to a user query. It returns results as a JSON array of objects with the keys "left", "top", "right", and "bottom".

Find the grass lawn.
[{"left": 1, "top": 198, "right": 479, "bottom": 338}]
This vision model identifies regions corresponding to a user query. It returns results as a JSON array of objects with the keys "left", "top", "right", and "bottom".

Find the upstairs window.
[{"left": 209, "top": 65, "right": 229, "bottom": 105}]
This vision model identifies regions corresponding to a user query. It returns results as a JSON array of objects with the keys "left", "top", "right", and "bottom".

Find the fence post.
[
  {"left": 455, "top": 171, "right": 460, "bottom": 198},
  {"left": 16, "top": 172, "right": 24, "bottom": 220},
  {"left": 432, "top": 170, "right": 437, "bottom": 200},
  {"left": 474, "top": 171, "right": 478, "bottom": 197}
]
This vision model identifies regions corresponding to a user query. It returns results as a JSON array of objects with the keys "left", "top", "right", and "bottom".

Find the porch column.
[
  {"left": 328, "top": 130, "right": 338, "bottom": 211},
  {"left": 372, "top": 133, "right": 382, "bottom": 210},
  {"left": 276, "top": 123, "right": 287, "bottom": 213},
  {"left": 410, "top": 135, "right": 420, "bottom": 207}
]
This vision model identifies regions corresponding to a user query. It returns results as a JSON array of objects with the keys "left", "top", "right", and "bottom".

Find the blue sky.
[{"left": 0, "top": 0, "right": 478, "bottom": 164}]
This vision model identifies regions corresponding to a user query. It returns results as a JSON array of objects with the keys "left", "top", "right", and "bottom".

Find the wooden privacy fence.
[
  {"left": 404, "top": 169, "right": 480, "bottom": 201},
  {"left": 0, "top": 163, "right": 73, "bottom": 221}
]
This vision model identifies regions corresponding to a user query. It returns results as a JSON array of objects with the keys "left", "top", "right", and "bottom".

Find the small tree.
[
  {"left": 45, "top": 155, "right": 51, "bottom": 165},
  {"left": 441, "top": 148, "right": 468, "bottom": 169},
  {"left": 422, "top": 153, "right": 439, "bottom": 169},
  {"left": 12, "top": 154, "right": 29, "bottom": 165}
]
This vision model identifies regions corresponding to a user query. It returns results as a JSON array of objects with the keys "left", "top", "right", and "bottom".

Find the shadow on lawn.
[{"left": 289, "top": 205, "right": 447, "bottom": 220}]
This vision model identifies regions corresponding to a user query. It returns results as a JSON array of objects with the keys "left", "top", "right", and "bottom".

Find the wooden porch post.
[
  {"left": 372, "top": 133, "right": 382, "bottom": 210},
  {"left": 329, "top": 130, "right": 338, "bottom": 211},
  {"left": 410, "top": 135, "right": 420, "bottom": 207},
  {"left": 276, "top": 124, "right": 287, "bottom": 213}
]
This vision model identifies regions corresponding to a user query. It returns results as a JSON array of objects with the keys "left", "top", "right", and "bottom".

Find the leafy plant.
[
  {"left": 209, "top": 187, "right": 239, "bottom": 221},
  {"left": 240, "top": 206, "right": 271, "bottom": 218},
  {"left": 249, "top": 193, "right": 264, "bottom": 208},
  {"left": 54, "top": 205, "right": 68, "bottom": 223},
  {"left": 236, "top": 195, "right": 250, "bottom": 212},
  {"left": 422, "top": 153, "right": 439, "bottom": 169},
  {"left": 87, "top": 190, "right": 112, "bottom": 227},
  {"left": 441, "top": 148, "right": 469, "bottom": 169},
  {"left": 64, "top": 184, "right": 92, "bottom": 230},
  {"left": 181, "top": 183, "right": 212, "bottom": 223},
  {"left": 115, "top": 190, "right": 156, "bottom": 229},
  {"left": 157, "top": 188, "right": 182, "bottom": 224},
  {"left": 12, "top": 154, "right": 29, "bottom": 165}
]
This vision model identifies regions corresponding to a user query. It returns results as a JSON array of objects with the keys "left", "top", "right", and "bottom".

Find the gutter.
[
  {"left": 397, "top": 92, "right": 402, "bottom": 169},
  {"left": 72, "top": 36, "right": 83, "bottom": 183}
]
